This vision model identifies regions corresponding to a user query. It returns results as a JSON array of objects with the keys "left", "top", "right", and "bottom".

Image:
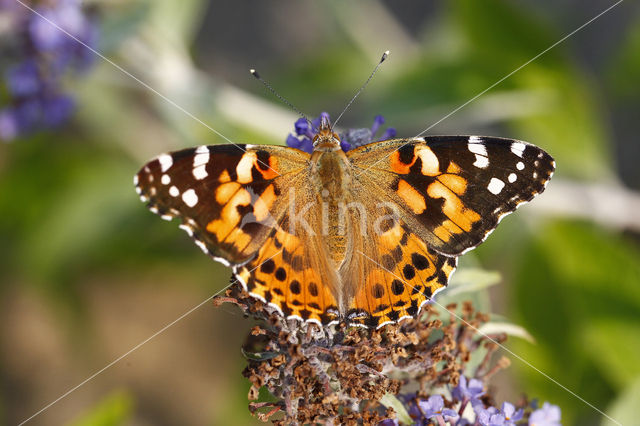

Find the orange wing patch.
[
  {"left": 348, "top": 223, "right": 457, "bottom": 328},
  {"left": 235, "top": 227, "right": 340, "bottom": 326}
]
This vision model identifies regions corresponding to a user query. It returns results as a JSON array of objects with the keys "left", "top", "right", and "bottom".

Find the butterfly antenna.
[
  {"left": 333, "top": 50, "right": 389, "bottom": 127},
  {"left": 250, "top": 69, "right": 311, "bottom": 124}
]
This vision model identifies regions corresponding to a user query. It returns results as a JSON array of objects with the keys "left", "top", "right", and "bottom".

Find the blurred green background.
[{"left": 1, "top": 0, "right": 639, "bottom": 425}]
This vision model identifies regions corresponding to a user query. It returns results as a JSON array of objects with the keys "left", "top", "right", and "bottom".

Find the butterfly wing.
[
  {"left": 339, "top": 199, "right": 457, "bottom": 328},
  {"left": 135, "top": 144, "right": 309, "bottom": 264},
  {"left": 339, "top": 136, "right": 554, "bottom": 327},
  {"left": 347, "top": 136, "right": 555, "bottom": 256},
  {"left": 136, "top": 144, "right": 340, "bottom": 324},
  {"left": 234, "top": 214, "right": 341, "bottom": 326}
]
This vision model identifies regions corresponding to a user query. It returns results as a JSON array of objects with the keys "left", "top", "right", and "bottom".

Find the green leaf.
[
  {"left": 478, "top": 321, "right": 535, "bottom": 343},
  {"left": 602, "top": 376, "right": 640, "bottom": 426},
  {"left": 582, "top": 320, "right": 640, "bottom": 389},
  {"left": 241, "top": 348, "right": 280, "bottom": 361},
  {"left": 68, "top": 390, "right": 133, "bottom": 426},
  {"left": 445, "top": 268, "right": 502, "bottom": 297},
  {"left": 379, "top": 393, "right": 413, "bottom": 425},
  {"left": 512, "top": 221, "right": 640, "bottom": 423}
]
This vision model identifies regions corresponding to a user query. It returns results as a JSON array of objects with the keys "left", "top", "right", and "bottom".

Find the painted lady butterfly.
[{"left": 134, "top": 116, "right": 554, "bottom": 328}]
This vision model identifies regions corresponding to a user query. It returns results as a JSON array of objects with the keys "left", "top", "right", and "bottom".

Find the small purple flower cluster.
[
  {"left": 286, "top": 112, "right": 396, "bottom": 153},
  {"left": 380, "top": 375, "right": 561, "bottom": 426},
  {"left": 0, "top": 0, "right": 98, "bottom": 141}
]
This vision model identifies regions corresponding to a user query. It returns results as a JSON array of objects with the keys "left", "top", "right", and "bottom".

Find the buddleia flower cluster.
[
  {"left": 0, "top": 0, "right": 98, "bottom": 141},
  {"left": 286, "top": 112, "right": 397, "bottom": 153}
]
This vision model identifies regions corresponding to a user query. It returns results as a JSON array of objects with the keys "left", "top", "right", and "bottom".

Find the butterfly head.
[{"left": 312, "top": 116, "right": 341, "bottom": 152}]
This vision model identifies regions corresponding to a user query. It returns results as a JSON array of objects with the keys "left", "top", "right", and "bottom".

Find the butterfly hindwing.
[
  {"left": 135, "top": 144, "right": 309, "bottom": 265},
  {"left": 235, "top": 224, "right": 341, "bottom": 326},
  {"left": 347, "top": 136, "right": 555, "bottom": 256}
]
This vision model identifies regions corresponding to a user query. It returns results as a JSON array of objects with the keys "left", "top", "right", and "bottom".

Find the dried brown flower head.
[{"left": 214, "top": 282, "right": 506, "bottom": 425}]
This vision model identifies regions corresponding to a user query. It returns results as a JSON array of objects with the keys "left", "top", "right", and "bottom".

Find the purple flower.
[
  {"left": 42, "top": 94, "right": 75, "bottom": 127},
  {"left": 340, "top": 114, "right": 396, "bottom": 151},
  {"left": 1, "top": 0, "right": 98, "bottom": 141},
  {"left": 502, "top": 402, "right": 524, "bottom": 424},
  {"left": 529, "top": 402, "right": 561, "bottom": 426},
  {"left": 474, "top": 403, "right": 503, "bottom": 426},
  {"left": 378, "top": 419, "right": 398, "bottom": 426},
  {"left": 453, "top": 375, "right": 485, "bottom": 402},
  {"left": 29, "top": 0, "right": 91, "bottom": 53},
  {"left": 294, "top": 117, "right": 312, "bottom": 137},
  {"left": 6, "top": 60, "right": 42, "bottom": 97},
  {"left": 473, "top": 401, "right": 524, "bottom": 426},
  {"left": 417, "top": 395, "right": 458, "bottom": 421},
  {"left": 285, "top": 112, "right": 396, "bottom": 153}
]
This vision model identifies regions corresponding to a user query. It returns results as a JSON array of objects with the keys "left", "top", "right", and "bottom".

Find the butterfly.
[{"left": 134, "top": 116, "right": 554, "bottom": 328}]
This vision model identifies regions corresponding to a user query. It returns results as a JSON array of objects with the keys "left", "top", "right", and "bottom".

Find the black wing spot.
[
  {"left": 275, "top": 267, "right": 287, "bottom": 281},
  {"left": 411, "top": 253, "right": 430, "bottom": 270},
  {"left": 403, "top": 264, "right": 416, "bottom": 280},
  {"left": 391, "top": 279, "right": 405, "bottom": 295},
  {"left": 398, "top": 144, "right": 415, "bottom": 165},
  {"left": 256, "top": 150, "right": 271, "bottom": 171},
  {"left": 387, "top": 310, "right": 400, "bottom": 321},
  {"left": 289, "top": 280, "right": 301, "bottom": 294},
  {"left": 260, "top": 259, "right": 275, "bottom": 274}
]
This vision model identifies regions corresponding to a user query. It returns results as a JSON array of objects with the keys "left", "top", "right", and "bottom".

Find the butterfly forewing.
[
  {"left": 135, "top": 144, "right": 308, "bottom": 264},
  {"left": 347, "top": 136, "right": 555, "bottom": 256}
]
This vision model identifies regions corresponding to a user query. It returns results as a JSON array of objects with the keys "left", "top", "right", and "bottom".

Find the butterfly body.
[{"left": 135, "top": 121, "right": 554, "bottom": 328}]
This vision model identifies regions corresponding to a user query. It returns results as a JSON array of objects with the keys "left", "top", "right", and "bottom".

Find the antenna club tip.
[
  {"left": 250, "top": 69, "right": 259, "bottom": 77},
  {"left": 381, "top": 50, "right": 390, "bottom": 61}
]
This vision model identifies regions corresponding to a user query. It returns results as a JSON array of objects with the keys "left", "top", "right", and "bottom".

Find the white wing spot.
[
  {"left": 511, "top": 142, "right": 526, "bottom": 158},
  {"left": 469, "top": 136, "right": 483, "bottom": 143},
  {"left": 508, "top": 173, "right": 517, "bottom": 183},
  {"left": 158, "top": 154, "right": 173, "bottom": 172},
  {"left": 182, "top": 189, "right": 198, "bottom": 207},
  {"left": 516, "top": 161, "right": 525, "bottom": 170},
  {"left": 161, "top": 174, "right": 171, "bottom": 185},
  {"left": 192, "top": 146, "right": 210, "bottom": 180},
  {"left": 193, "top": 165, "right": 208, "bottom": 180},
  {"left": 473, "top": 155, "right": 489, "bottom": 168},
  {"left": 468, "top": 142, "right": 487, "bottom": 156},
  {"left": 488, "top": 178, "right": 505, "bottom": 195},
  {"left": 533, "top": 171, "right": 538, "bottom": 179},
  {"left": 161, "top": 214, "right": 173, "bottom": 221},
  {"left": 133, "top": 175, "right": 139, "bottom": 185},
  {"left": 169, "top": 186, "right": 180, "bottom": 197}
]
